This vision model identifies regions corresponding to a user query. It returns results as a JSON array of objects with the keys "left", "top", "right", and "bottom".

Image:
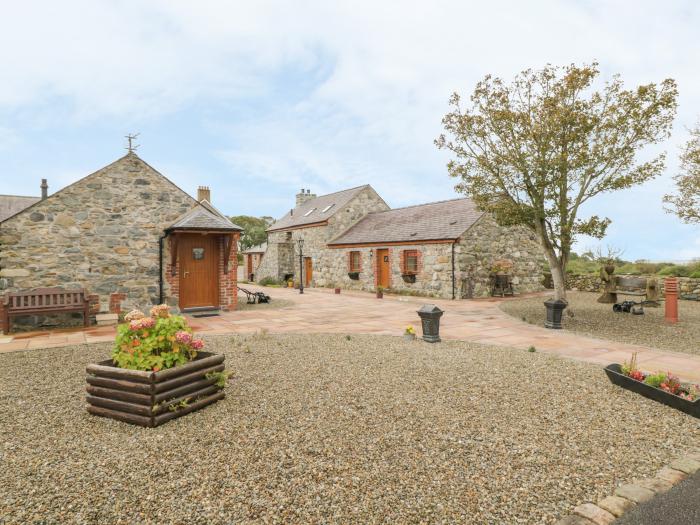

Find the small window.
[
  {"left": 192, "top": 248, "right": 205, "bottom": 260},
  {"left": 303, "top": 208, "right": 316, "bottom": 217},
  {"left": 321, "top": 204, "right": 335, "bottom": 213},
  {"left": 349, "top": 251, "right": 361, "bottom": 272},
  {"left": 404, "top": 250, "right": 419, "bottom": 274}
]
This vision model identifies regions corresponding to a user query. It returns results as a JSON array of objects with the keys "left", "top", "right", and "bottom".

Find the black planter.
[
  {"left": 544, "top": 298, "right": 567, "bottom": 329},
  {"left": 401, "top": 274, "right": 417, "bottom": 284},
  {"left": 604, "top": 364, "right": 699, "bottom": 419},
  {"left": 348, "top": 272, "right": 360, "bottom": 280}
]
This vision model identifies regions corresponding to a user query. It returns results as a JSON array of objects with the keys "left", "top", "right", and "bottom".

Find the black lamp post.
[{"left": 297, "top": 237, "right": 304, "bottom": 294}]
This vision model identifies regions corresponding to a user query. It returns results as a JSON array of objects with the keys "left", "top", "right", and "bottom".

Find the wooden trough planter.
[
  {"left": 86, "top": 352, "right": 226, "bottom": 427},
  {"left": 604, "top": 363, "right": 700, "bottom": 419}
]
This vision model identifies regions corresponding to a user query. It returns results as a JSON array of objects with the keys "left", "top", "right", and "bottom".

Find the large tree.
[
  {"left": 663, "top": 125, "right": 700, "bottom": 224},
  {"left": 436, "top": 63, "right": 677, "bottom": 301},
  {"left": 230, "top": 215, "right": 274, "bottom": 251}
]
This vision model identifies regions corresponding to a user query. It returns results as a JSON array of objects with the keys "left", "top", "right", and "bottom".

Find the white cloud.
[{"left": 1, "top": 0, "right": 699, "bottom": 258}]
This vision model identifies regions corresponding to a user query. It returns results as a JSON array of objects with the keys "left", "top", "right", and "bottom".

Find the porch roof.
[{"left": 166, "top": 200, "right": 242, "bottom": 232}]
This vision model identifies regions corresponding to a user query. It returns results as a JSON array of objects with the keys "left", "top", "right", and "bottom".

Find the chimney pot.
[
  {"left": 40, "top": 179, "right": 48, "bottom": 200},
  {"left": 197, "top": 186, "right": 211, "bottom": 203}
]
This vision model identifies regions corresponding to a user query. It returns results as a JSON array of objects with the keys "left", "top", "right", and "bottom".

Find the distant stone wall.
[
  {"left": 0, "top": 153, "right": 194, "bottom": 317},
  {"left": 564, "top": 273, "right": 700, "bottom": 296}
]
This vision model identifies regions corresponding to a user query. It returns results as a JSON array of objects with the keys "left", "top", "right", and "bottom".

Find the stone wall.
[
  {"left": 563, "top": 273, "right": 700, "bottom": 296},
  {"left": 0, "top": 153, "right": 195, "bottom": 320}
]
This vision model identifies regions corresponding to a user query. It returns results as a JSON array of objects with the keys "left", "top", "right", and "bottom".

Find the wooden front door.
[
  {"left": 376, "top": 249, "right": 390, "bottom": 288},
  {"left": 304, "top": 257, "right": 313, "bottom": 287},
  {"left": 178, "top": 234, "right": 219, "bottom": 309},
  {"left": 247, "top": 254, "right": 253, "bottom": 280}
]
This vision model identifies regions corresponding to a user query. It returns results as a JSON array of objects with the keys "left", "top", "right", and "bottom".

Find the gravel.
[
  {"left": 1, "top": 333, "right": 698, "bottom": 524},
  {"left": 500, "top": 291, "right": 700, "bottom": 355}
]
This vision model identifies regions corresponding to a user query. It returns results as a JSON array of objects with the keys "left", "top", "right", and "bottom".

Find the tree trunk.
[{"left": 544, "top": 250, "right": 567, "bottom": 302}]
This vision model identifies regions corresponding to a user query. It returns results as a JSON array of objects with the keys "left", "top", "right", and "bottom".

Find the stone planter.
[
  {"left": 604, "top": 364, "right": 699, "bottom": 419},
  {"left": 86, "top": 352, "right": 226, "bottom": 427},
  {"left": 403, "top": 333, "right": 416, "bottom": 342},
  {"left": 544, "top": 298, "right": 567, "bottom": 329}
]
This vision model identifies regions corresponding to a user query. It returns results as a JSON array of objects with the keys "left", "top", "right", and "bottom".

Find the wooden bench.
[
  {"left": 615, "top": 276, "right": 660, "bottom": 305},
  {"left": 2, "top": 288, "right": 91, "bottom": 334}
]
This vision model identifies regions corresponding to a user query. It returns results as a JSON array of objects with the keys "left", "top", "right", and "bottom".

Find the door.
[
  {"left": 179, "top": 234, "right": 219, "bottom": 309},
  {"left": 304, "top": 257, "right": 313, "bottom": 287},
  {"left": 376, "top": 249, "right": 390, "bottom": 288},
  {"left": 247, "top": 254, "right": 253, "bottom": 280}
]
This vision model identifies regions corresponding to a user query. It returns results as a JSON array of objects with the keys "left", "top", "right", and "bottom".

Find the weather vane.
[{"left": 125, "top": 133, "right": 140, "bottom": 153}]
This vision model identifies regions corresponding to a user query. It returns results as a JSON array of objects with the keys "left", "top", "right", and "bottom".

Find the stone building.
[
  {"left": 241, "top": 243, "right": 266, "bottom": 282},
  {"left": 258, "top": 188, "right": 544, "bottom": 299},
  {"left": 0, "top": 152, "right": 241, "bottom": 329}
]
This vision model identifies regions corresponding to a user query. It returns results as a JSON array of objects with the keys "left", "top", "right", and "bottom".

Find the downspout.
[
  {"left": 451, "top": 240, "right": 457, "bottom": 300},
  {"left": 159, "top": 231, "right": 169, "bottom": 305}
]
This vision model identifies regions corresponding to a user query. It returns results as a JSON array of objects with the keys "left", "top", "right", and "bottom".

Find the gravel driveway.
[
  {"left": 500, "top": 291, "right": 700, "bottom": 355},
  {"left": 1, "top": 334, "right": 698, "bottom": 524}
]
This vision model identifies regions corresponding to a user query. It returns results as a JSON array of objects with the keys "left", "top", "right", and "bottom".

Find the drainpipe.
[
  {"left": 451, "top": 240, "right": 457, "bottom": 300},
  {"left": 159, "top": 232, "right": 169, "bottom": 304}
]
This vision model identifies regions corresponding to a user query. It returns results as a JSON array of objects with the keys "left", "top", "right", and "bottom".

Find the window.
[
  {"left": 403, "top": 250, "right": 419, "bottom": 274},
  {"left": 303, "top": 208, "right": 316, "bottom": 217},
  {"left": 321, "top": 204, "right": 335, "bottom": 213},
  {"left": 349, "top": 251, "right": 361, "bottom": 272}
]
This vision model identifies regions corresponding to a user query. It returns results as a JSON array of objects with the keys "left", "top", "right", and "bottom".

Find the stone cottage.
[
  {"left": 257, "top": 188, "right": 544, "bottom": 298},
  {"left": 255, "top": 186, "right": 389, "bottom": 285},
  {"left": 242, "top": 243, "right": 266, "bottom": 282},
  {"left": 0, "top": 152, "right": 241, "bottom": 330}
]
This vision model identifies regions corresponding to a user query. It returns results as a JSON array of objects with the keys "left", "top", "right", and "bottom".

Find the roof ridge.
[
  {"left": 370, "top": 196, "right": 471, "bottom": 214},
  {"left": 305, "top": 184, "right": 369, "bottom": 202},
  {"left": 0, "top": 194, "right": 39, "bottom": 199}
]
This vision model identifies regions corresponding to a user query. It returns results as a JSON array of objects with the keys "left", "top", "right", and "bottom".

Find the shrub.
[
  {"left": 657, "top": 265, "right": 690, "bottom": 277},
  {"left": 112, "top": 305, "right": 204, "bottom": 371},
  {"left": 259, "top": 277, "right": 282, "bottom": 286},
  {"left": 690, "top": 270, "right": 700, "bottom": 279},
  {"left": 643, "top": 372, "right": 668, "bottom": 388}
]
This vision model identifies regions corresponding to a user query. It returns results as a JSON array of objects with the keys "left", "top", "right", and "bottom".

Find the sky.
[{"left": 0, "top": 0, "right": 699, "bottom": 261}]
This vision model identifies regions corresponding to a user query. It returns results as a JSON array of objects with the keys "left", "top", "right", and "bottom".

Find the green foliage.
[
  {"left": 230, "top": 215, "right": 273, "bottom": 251},
  {"left": 658, "top": 265, "right": 690, "bottom": 277},
  {"left": 527, "top": 346, "right": 536, "bottom": 353},
  {"left": 643, "top": 372, "right": 668, "bottom": 388},
  {"left": 111, "top": 307, "right": 204, "bottom": 371},
  {"left": 259, "top": 276, "right": 282, "bottom": 286},
  {"left": 205, "top": 370, "right": 232, "bottom": 389},
  {"left": 436, "top": 62, "right": 678, "bottom": 300},
  {"left": 690, "top": 270, "right": 700, "bottom": 278},
  {"left": 664, "top": 125, "right": 700, "bottom": 224}
]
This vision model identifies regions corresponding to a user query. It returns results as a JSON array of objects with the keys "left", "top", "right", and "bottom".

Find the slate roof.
[
  {"left": 242, "top": 242, "right": 267, "bottom": 254},
  {"left": 166, "top": 200, "right": 242, "bottom": 232},
  {"left": 328, "top": 198, "right": 484, "bottom": 245},
  {"left": 0, "top": 195, "right": 40, "bottom": 222},
  {"left": 267, "top": 185, "right": 371, "bottom": 232}
]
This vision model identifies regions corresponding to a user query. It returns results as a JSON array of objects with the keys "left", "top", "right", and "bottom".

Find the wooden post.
[{"left": 664, "top": 277, "right": 679, "bottom": 324}]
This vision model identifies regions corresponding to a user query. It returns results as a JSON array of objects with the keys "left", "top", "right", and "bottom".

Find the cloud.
[{"left": 0, "top": 1, "right": 699, "bottom": 259}]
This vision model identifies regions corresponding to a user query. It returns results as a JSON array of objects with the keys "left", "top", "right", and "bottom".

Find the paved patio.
[{"left": 2, "top": 285, "right": 700, "bottom": 382}]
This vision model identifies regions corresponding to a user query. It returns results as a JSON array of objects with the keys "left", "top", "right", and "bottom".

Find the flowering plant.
[
  {"left": 620, "top": 353, "right": 698, "bottom": 401},
  {"left": 112, "top": 305, "right": 205, "bottom": 371},
  {"left": 404, "top": 325, "right": 416, "bottom": 335}
]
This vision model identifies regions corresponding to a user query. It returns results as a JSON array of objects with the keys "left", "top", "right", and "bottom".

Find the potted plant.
[
  {"left": 403, "top": 325, "right": 416, "bottom": 341},
  {"left": 348, "top": 272, "right": 360, "bottom": 280},
  {"left": 86, "top": 305, "right": 229, "bottom": 427},
  {"left": 332, "top": 283, "right": 341, "bottom": 294},
  {"left": 376, "top": 286, "right": 384, "bottom": 299},
  {"left": 604, "top": 352, "right": 700, "bottom": 418},
  {"left": 401, "top": 273, "right": 417, "bottom": 284}
]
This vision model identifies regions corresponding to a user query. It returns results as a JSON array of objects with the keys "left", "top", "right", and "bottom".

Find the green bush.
[
  {"left": 644, "top": 372, "right": 668, "bottom": 388},
  {"left": 259, "top": 277, "right": 282, "bottom": 286},
  {"left": 657, "top": 265, "right": 690, "bottom": 277},
  {"left": 690, "top": 270, "right": 700, "bottom": 279},
  {"left": 112, "top": 306, "right": 204, "bottom": 371}
]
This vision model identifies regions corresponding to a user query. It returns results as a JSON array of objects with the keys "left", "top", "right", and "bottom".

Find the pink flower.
[
  {"left": 175, "top": 331, "right": 193, "bottom": 344},
  {"left": 191, "top": 339, "right": 204, "bottom": 350},
  {"left": 140, "top": 317, "right": 155, "bottom": 329},
  {"left": 129, "top": 320, "right": 142, "bottom": 331}
]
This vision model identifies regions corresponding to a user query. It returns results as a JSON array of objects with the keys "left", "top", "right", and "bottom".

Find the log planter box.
[
  {"left": 604, "top": 363, "right": 700, "bottom": 419},
  {"left": 86, "top": 352, "right": 226, "bottom": 427}
]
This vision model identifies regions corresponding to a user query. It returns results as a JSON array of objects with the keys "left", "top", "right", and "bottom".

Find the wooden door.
[
  {"left": 178, "top": 234, "right": 219, "bottom": 309},
  {"left": 304, "top": 257, "right": 313, "bottom": 287},
  {"left": 247, "top": 254, "right": 253, "bottom": 280},
  {"left": 376, "top": 249, "right": 390, "bottom": 288}
]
